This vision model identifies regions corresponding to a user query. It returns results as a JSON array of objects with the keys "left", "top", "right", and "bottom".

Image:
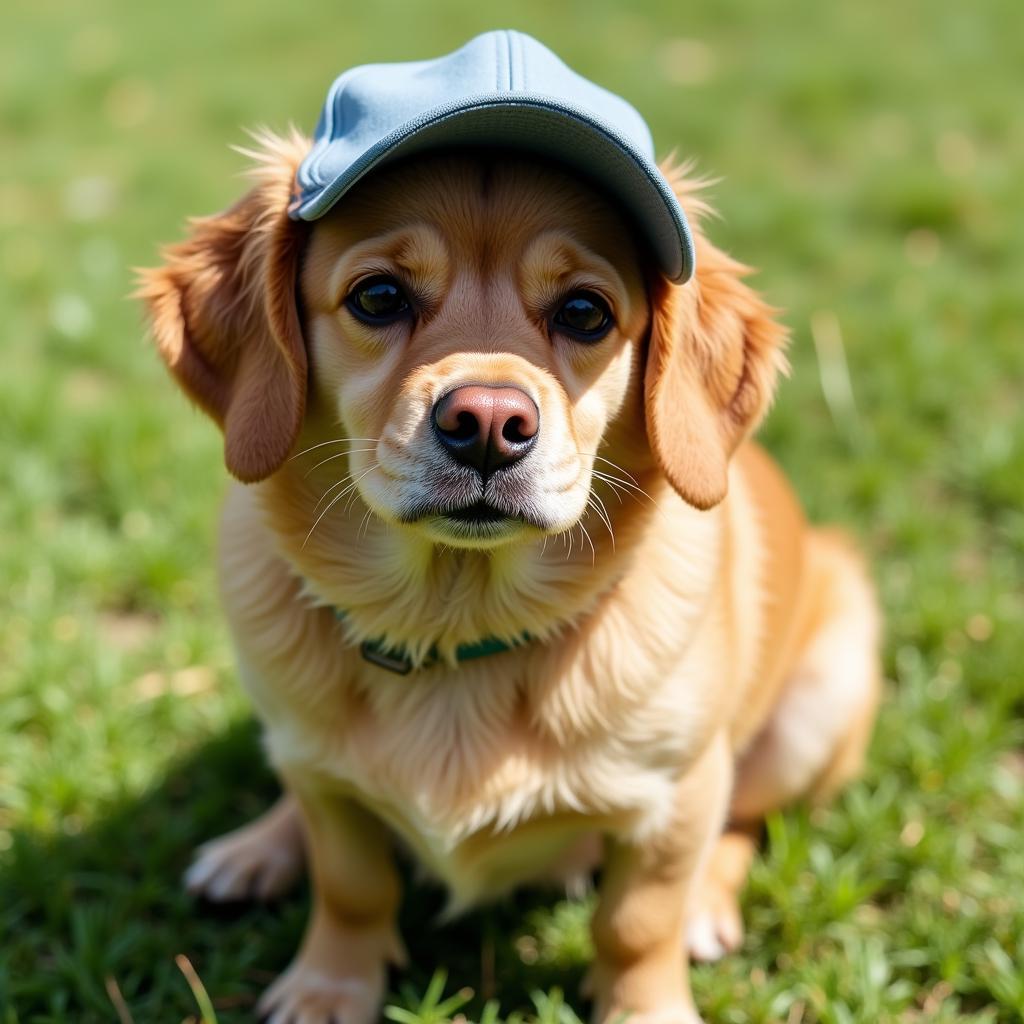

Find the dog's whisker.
[
  {"left": 577, "top": 455, "right": 643, "bottom": 493},
  {"left": 312, "top": 469, "right": 362, "bottom": 515},
  {"left": 591, "top": 470, "right": 646, "bottom": 506},
  {"left": 302, "top": 465, "right": 379, "bottom": 548},
  {"left": 357, "top": 506, "right": 375, "bottom": 541},
  {"left": 575, "top": 452, "right": 641, "bottom": 487},
  {"left": 587, "top": 462, "right": 644, "bottom": 494},
  {"left": 594, "top": 475, "right": 627, "bottom": 504},
  {"left": 592, "top": 456, "right": 641, "bottom": 488},
  {"left": 590, "top": 470, "right": 632, "bottom": 504},
  {"left": 342, "top": 484, "right": 364, "bottom": 517},
  {"left": 591, "top": 469, "right": 658, "bottom": 508},
  {"left": 290, "top": 437, "right": 382, "bottom": 461},
  {"left": 578, "top": 520, "right": 596, "bottom": 565},
  {"left": 304, "top": 448, "right": 379, "bottom": 478},
  {"left": 589, "top": 491, "right": 616, "bottom": 552},
  {"left": 339, "top": 465, "right": 379, "bottom": 515},
  {"left": 579, "top": 517, "right": 597, "bottom": 563},
  {"left": 302, "top": 490, "right": 350, "bottom": 549},
  {"left": 584, "top": 455, "right": 666, "bottom": 515},
  {"left": 342, "top": 464, "right": 383, "bottom": 516}
]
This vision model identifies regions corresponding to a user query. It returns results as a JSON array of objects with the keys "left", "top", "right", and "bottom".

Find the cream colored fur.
[{"left": 142, "top": 131, "right": 881, "bottom": 1024}]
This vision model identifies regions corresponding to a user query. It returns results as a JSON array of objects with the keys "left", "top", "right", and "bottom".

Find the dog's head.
[{"left": 140, "top": 132, "right": 786, "bottom": 555}]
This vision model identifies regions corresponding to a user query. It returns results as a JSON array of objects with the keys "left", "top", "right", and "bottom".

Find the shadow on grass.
[{"left": 0, "top": 719, "right": 589, "bottom": 1023}]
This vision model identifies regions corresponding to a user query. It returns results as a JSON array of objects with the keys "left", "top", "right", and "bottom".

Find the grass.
[{"left": 1, "top": 0, "right": 1023, "bottom": 1020}]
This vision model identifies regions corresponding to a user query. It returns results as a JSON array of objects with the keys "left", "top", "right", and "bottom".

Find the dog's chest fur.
[{"left": 219, "top": 481, "right": 738, "bottom": 907}]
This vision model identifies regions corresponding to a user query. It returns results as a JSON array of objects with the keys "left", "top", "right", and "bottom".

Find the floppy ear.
[
  {"left": 644, "top": 171, "right": 789, "bottom": 510},
  {"left": 137, "top": 130, "right": 310, "bottom": 482}
]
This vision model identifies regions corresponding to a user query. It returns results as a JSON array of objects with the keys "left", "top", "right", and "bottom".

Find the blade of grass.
[
  {"left": 104, "top": 976, "right": 135, "bottom": 1024},
  {"left": 175, "top": 955, "right": 218, "bottom": 1024}
]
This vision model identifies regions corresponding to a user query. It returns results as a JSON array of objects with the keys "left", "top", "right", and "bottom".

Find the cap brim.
[{"left": 292, "top": 98, "right": 695, "bottom": 283}]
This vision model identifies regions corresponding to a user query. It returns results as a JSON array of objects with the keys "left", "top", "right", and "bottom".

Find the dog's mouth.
[
  {"left": 443, "top": 500, "right": 514, "bottom": 525},
  {"left": 399, "top": 497, "right": 548, "bottom": 545}
]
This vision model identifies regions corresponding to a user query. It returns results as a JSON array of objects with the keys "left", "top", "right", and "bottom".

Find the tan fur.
[
  {"left": 136, "top": 129, "right": 309, "bottom": 482},
  {"left": 142, "top": 132, "right": 881, "bottom": 1024}
]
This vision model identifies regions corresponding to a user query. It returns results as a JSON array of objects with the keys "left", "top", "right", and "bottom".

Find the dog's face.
[
  {"left": 299, "top": 154, "right": 650, "bottom": 549},
  {"left": 141, "top": 132, "right": 786, "bottom": 553}
]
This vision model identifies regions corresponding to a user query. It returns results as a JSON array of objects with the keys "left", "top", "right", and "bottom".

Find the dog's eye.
[
  {"left": 346, "top": 275, "right": 411, "bottom": 324},
  {"left": 552, "top": 291, "right": 613, "bottom": 341}
]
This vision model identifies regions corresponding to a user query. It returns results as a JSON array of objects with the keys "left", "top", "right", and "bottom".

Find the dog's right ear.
[
  {"left": 643, "top": 163, "right": 789, "bottom": 510},
  {"left": 137, "top": 131, "right": 310, "bottom": 482}
]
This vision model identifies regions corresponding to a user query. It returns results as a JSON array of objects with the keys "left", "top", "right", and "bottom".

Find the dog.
[{"left": 140, "top": 73, "right": 880, "bottom": 1024}]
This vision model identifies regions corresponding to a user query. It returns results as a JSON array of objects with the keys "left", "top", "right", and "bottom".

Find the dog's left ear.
[
  {"left": 137, "top": 131, "right": 309, "bottom": 482},
  {"left": 644, "top": 182, "right": 788, "bottom": 510}
]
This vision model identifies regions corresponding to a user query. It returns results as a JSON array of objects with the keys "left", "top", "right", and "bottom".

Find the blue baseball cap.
[{"left": 290, "top": 30, "right": 696, "bottom": 282}]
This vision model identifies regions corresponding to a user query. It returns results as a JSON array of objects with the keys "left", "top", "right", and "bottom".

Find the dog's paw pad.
[
  {"left": 184, "top": 829, "right": 301, "bottom": 903},
  {"left": 258, "top": 966, "right": 380, "bottom": 1024}
]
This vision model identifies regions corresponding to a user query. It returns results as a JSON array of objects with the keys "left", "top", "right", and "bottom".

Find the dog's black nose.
[{"left": 432, "top": 385, "right": 539, "bottom": 475}]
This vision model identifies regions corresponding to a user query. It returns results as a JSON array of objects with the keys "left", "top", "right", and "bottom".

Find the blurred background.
[{"left": 1, "top": 1, "right": 1022, "bottom": 1021}]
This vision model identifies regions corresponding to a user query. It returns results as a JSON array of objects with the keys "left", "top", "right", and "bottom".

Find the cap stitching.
[{"left": 509, "top": 30, "right": 519, "bottom": 91}]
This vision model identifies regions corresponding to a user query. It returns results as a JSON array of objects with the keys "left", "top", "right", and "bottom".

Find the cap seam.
[
  {"left": 510, "top": 30, "right": 521, "bottom": 90},
  {"left": 306, "top": 65, "right": 370, "bottom": 187}
]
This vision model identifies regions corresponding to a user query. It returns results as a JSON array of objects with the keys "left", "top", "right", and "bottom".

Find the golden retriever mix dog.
[{"left": 140, "top": 123, "right": 880, "bottom": 1021}]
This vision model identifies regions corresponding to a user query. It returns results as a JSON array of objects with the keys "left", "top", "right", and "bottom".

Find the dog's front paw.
[
  {"left": 685, "top": 878, "right": 744, "bottom": 962},
  {"left": 257, "top": 964, "right": 383, "bottom": 1024},
  {"left": 594, "top": 1005, "right": 703, "bottom": 1024},
  {"left": 184, "top": 818, "right": 303, "bottom": 902},
  {"left": 586, "top": 970, "right": 704, "bottom": 1024}
]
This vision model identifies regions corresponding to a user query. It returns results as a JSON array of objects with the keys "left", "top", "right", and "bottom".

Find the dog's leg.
[
  {"left": 257, "top": 784, "right": 405, "bottom": 1024},
  {"left": 588, "top": 732, "right": 731, "bottom": 1024},
  {"left": 688, "top": 530, "right": 881, "bottom": 962},
  {"left": 184, "top": 793, "right": 305, "bottom": 902}
]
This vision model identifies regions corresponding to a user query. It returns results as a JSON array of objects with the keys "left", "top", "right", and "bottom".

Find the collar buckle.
[{"left": 359, "top": 641, "right": 414, "bottom": 675}]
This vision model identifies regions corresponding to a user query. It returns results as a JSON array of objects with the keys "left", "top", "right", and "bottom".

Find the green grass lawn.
[{"left": 2, "top": 0, "right": 1023, "bottom": 1021}]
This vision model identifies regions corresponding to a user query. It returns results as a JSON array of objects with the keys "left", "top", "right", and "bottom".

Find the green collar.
[{"left": 335, "top": 610, "right": 531, "bottom": 675}]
